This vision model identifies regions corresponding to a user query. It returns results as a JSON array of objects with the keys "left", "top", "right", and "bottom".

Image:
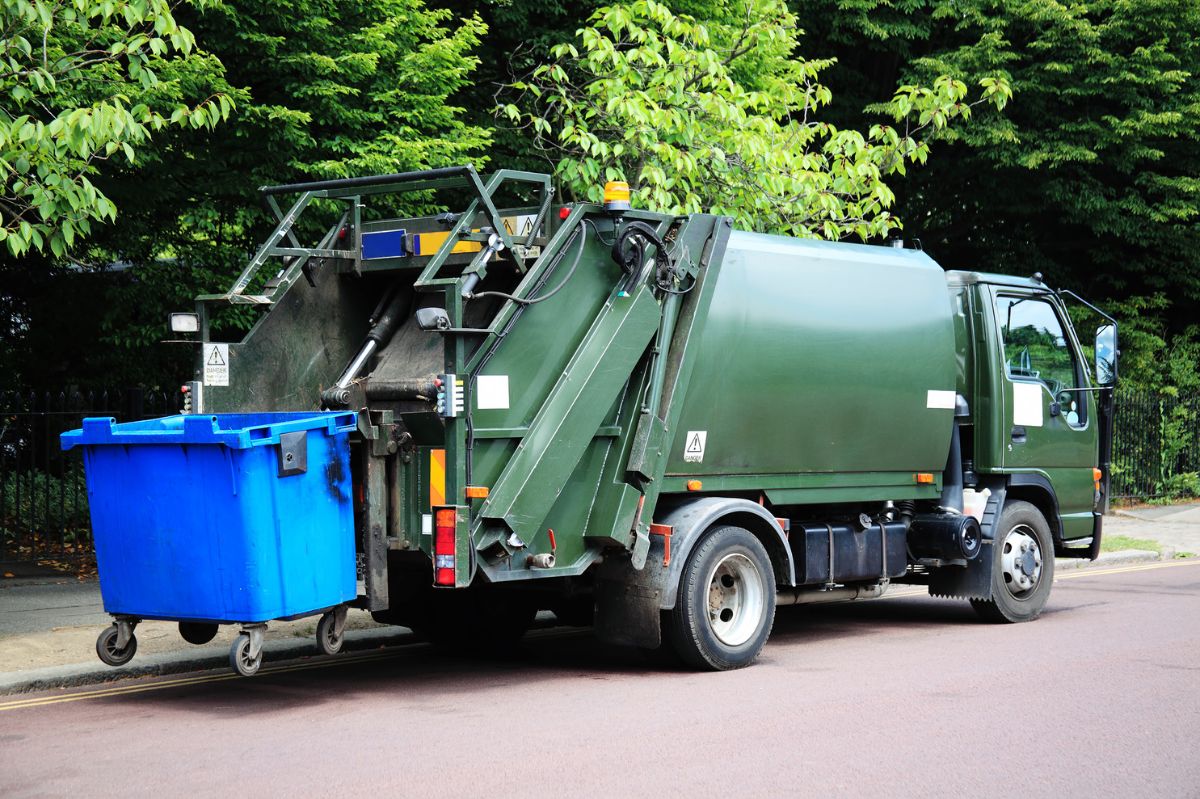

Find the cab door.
[{"left": 990, "top": 289, "right": 1098, "bottom": 541}]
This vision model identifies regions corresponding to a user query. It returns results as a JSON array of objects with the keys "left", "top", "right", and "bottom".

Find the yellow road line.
[{"left": 0, "top": 649, "right": 399, "bottom": 713}]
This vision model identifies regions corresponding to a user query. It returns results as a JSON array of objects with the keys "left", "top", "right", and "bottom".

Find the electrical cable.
[
  {"left": 467, "top": 219, "right": 589, "bottom": 305},
  {"left": 612, "top": 220, "right": 697, "bottom": 296}
]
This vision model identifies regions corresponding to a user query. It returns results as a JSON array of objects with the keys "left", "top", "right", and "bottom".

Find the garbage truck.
[{"left": 65, "top": 165, "right": 1118, "bottom": 674}]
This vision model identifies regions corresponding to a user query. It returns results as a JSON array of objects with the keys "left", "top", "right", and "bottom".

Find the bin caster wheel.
[
  {"left": 230, "top": 633, "right": 262, "bottom": 677},
  {"left": 96, "top": 625, "right": 137, "bottom": 667},
  {"left": 179, "top": 622, "right": 219, "bottom": 646},
  {"left": 316, "top": 609, "right": 346, "bottom": 656}
]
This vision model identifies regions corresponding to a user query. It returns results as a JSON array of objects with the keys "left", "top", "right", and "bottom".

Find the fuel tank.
[{"left": 668, "top": 232, "right": 957, "bottom": 492}]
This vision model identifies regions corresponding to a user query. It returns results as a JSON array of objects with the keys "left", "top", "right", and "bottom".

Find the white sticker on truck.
[
  {"left": 203, "top": 343, "right": 229, "bottom": 387},
  {"left": 476, "top": 375, "right": 510, "bottom": 409},
  {"left": 926, "top": 390, "right": 956, "bottom": 410},
  {"left": 684, "top": 431, "right": 707, "bottom": 463},
  {"left": 1013, "top": 381, "right": 1044, "bottom": 427}
]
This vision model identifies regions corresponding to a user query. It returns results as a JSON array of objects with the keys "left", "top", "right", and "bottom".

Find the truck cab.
[{"left": 948, "top": 272, "right": 1114, "bottom": 557}]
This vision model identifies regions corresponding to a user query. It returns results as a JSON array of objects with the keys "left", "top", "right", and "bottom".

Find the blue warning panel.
[{"left": 361, "top": 229, "right": 407, "bottom": 260}]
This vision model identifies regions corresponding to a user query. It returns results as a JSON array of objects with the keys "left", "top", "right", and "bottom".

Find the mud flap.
[
  {"left": 593, "top": 534, "right": 669, "bottom": 649},
  {"left": 929, "top": 539, "right": 994, "bottom": 600}
]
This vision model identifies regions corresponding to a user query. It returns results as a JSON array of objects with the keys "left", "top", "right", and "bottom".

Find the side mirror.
[{"left": 1095, "top": 323, "right": 1117, "bottom": 386}]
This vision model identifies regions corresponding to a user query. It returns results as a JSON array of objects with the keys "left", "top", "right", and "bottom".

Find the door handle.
[{"left": 1011, "top": 426, "right": 1027, "bottom": 443}]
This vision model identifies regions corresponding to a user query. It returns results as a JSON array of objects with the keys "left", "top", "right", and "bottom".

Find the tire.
[
  {"left": 178, "top": 622, "right": 219, "bottom": 646},
  {"left": 230, "top": 634, "right": 262, "bottom": 677},
  {"left": 96, "top": 625, "right": 137, "bottom": 667},
  {"left": 664, "top": 525, "right": 776, "bottom": 671},
  {"left": 971, "top": 500, "right": 1055, "bottom": 623},
  {"left": 315, "top": 611, "right": 344, "bottom": 656}
]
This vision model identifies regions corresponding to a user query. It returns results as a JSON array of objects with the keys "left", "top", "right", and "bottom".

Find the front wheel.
[
  {"left": 664, "top": 525, "right": 776, "bottom": 671},
  {"left": 971, "top": 500, "right": 1055, "bottom": 623},
  {"left": 96, "top": 625, "right": 137, "bottom": 667}
]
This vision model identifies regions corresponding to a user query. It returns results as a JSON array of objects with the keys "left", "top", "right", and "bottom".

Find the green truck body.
[{"left": 185, "top": 165, "right": 1116, "bottom": 669}]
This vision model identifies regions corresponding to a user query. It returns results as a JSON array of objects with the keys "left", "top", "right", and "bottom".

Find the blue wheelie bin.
[{"left": 61, "top": 412, "right": 358, "bottom": 675}]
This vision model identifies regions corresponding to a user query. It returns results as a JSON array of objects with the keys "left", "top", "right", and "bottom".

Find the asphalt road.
[{"left": 3, "top": 560, "right": 1199, "bottom": 798}]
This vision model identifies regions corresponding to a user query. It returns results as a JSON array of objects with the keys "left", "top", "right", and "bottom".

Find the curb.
[
  {"left": 1054, "top": 548, "right": 1168, "bottom": 570},
  {"left": 0, "top": 626, "right": 417, "bottom": 697}
]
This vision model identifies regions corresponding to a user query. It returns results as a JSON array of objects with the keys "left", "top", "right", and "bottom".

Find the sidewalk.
[
  {"left": 0, "top": 571, "right": 413, "bottom": 694},
  {"left": 2, "top": 504, "right": 1197, "bottom": 695}
]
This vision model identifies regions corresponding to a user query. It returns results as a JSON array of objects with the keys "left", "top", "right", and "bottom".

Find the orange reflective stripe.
[{"left": 430, "top": 449, "right": 446, "bottom": 508}]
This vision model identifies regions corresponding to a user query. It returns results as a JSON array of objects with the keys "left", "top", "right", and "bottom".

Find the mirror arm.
[{"left": 1058, "top": 289, "right": 1117, "bottom": 325}]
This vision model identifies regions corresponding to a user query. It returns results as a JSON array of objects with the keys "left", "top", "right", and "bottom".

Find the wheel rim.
[
  {"left": 705, "top": 552, "right": 765, "bottom": 647},
  {"left": 237, "top": 638, "right": 258, "bottom": 673},
  {"left": 1000, "top": 524, "right": 1043, "bottom": 598}
]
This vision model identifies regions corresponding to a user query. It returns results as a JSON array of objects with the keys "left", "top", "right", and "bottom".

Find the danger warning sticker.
[
  {"left": 683, "top": 430, "right": 707, "bottom": 463},
  {"left": 203, "top": 343, "right": 229, "bottom": 387}
]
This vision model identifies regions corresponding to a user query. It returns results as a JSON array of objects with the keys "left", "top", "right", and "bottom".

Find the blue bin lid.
[{"left": 61, "top": 412, "right": 357, "bottom": 451}]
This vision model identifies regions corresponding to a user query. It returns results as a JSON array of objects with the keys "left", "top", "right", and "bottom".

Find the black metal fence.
[
  {"left": 0, "top": 388, "right": 177, "bottom": 563},
  {"left": 1112, "top": 390, "right": 1200, "bottom": 500},
  {"left": 0, "top": 386, "right": 1196, "bottom": 563}
]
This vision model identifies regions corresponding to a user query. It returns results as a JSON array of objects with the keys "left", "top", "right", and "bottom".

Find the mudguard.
[{"left": 593, "top": 497, "right": 796, "bottom": 649}]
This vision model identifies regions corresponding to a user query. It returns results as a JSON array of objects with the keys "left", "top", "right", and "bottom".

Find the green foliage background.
[{"left": 1, "top": 0, "right": 1197, "bottom": 399}]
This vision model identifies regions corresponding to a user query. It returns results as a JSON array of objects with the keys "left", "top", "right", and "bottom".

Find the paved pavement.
[
  {"left": 0, "top": 505, "right": 1197, "bottom": 695},
  {"left": 3, "top": 559, "right": 1198, "bottom": 798},
  {"left": 1107, "top": 502, "right": 1200, "bottom": 554}
]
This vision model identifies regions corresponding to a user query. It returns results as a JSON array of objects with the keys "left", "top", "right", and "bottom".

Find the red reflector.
[
  {"left": 558, "top": 206, "right": 570, "bottom": 220},
  {"left": 915, "top": 473, "right": 935, "bottom": 484}
]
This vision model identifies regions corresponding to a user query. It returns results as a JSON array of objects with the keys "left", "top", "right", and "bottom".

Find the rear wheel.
[
  {"left": 664, "top": 525, "right": 775, "bottom": 670},
  {"left": 315, "top": 610, "right": 344, "bottom": 656},
  {"left": 971, "top": 500, "right": 1055, "bottom": 623},
  {"left": 229, "top": 634, "right": 262, "bottom": 677}
]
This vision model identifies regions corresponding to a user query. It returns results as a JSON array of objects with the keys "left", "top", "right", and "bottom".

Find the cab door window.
[{"left": 994, "top": 295, "right": 1086, "bottom": 425}]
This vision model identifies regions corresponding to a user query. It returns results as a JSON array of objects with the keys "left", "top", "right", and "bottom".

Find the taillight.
[{"left": 434, "top": 508, "right": 457, "bottom": 586}]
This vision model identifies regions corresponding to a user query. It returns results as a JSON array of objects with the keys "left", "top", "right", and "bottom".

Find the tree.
[
  {"left": 7, "top": 0, "right": 493, "bottom": 387},
  {"left": 500, "top": 0, "right": 1009, "bottom": 240},
  {"left": 0, "top": 0, "right": 233, "bottom": 257},
  {"left": 793, "top": 0, "right": 1200, "bottom": 322}
]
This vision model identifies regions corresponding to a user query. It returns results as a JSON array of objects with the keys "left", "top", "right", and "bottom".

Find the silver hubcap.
[
  {"left": 706, "top": 552, "right": 765, "bottom": 647},
  {"left": 1000, "top": 524, "right": 1042, "bottom": 597}
]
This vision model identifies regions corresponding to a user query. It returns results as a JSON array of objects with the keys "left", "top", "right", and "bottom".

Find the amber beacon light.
[{"left": 603, "top": 180, "right": 631, "bottom": 214}]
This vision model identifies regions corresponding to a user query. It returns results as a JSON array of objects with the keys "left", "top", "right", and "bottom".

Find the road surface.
[{"left": 3, "top": 559, "right": 1199, "bottom": 798}]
